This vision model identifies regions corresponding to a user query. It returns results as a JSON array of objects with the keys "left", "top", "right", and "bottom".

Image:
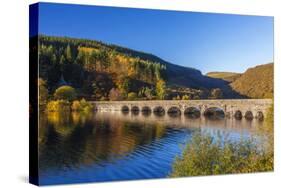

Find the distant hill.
[
  {"left": 230, "top": 63, "right": 273, "bottom": 99},
  {"left": 206, "top": 72, "right": 241, "bottom": 82}
]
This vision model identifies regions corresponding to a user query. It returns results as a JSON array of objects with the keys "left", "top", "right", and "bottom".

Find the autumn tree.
[
  {"left": 116, "top": 75, "right": 130, "bottom": 96},
  {"left": 156, "top": 79, "right": 166, "bottom": 100},
  {"left": 182, "top": 95, "right": 190, "bottom": 100},
  {"left": 54, "top": 86, "right": 76, "bottom": 101},
  {"left": 138, "top": 87, "right": 154, "bottom": 100},
  {"left": 88, "top": 51, "right": 98, "bottom": 71},
  {"left": 144, "top": 87, "right": 154, "bottom": 100},
  {"left": 127, "top": 92, "right": 137, "bottom": 100},
  {"left": 98, "top": 50, "right": 110, "bottom": 71},
  {"left": 65, "top": 44, "right": 72, "bottom": 62}
]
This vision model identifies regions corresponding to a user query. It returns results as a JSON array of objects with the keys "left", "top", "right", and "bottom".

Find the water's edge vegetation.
[{"left": 170, "top": 105, "right": 274, "bottom": 177}]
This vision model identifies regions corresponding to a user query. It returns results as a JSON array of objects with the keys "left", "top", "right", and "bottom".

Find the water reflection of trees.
[
  {"left": 39, "top": 112, "right": 94, "bottom": 171},
  {"left": 39, "top": 111, "right": 169, "bottom": 172}
]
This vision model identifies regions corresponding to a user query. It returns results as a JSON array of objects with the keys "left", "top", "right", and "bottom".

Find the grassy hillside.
[
  {"left": 230, "top": 63, "right": 273, "bottom": 99},
  {"left": 206, "top": 72, "right": 241, "bottom": 82}
]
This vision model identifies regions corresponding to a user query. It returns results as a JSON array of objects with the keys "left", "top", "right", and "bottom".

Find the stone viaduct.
[{"left": 90, "top": 99, "right": 273, "bottom": 120}]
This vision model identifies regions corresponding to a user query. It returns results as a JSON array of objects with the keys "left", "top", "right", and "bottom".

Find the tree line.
[{"left": 38, "top": 35, "right": 167, "bottom": 102}]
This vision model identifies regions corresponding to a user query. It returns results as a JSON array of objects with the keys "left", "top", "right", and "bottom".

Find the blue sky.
[{"left": 38, "top": 3, "right": 273, "bottom": 74}]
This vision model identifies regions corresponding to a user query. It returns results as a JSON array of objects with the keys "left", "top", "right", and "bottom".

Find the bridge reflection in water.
[{"left": 94, "top": 110, "right": 264, "bottom": 133}]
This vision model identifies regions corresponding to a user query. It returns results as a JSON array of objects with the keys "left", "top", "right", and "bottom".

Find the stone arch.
[
  {"left": 153, "top": 106, "right": 165, "bottom": 116},
  {"left": 203, "top": 107, "right": 225, "bottom": 119},
  {"left": 167, "top": 106, "right": 181, "bottom": 117},
  {"left": 141, "top": 106, "right": 152, "bottom": 115},
  {"left": 234, "top": 110, "right": 243, "bottom": 120},
  {"left": 131, "top": 106, "right": 140, "bottom": 115},
  {"left": 244, "top": 111, "right": 254, "bottom": 120},
  {"left": 256, "top": 111, "right": 264, "bottom": 121},
  {"left": 184, "top": 107, "right": 200, "bottom": 118},
  {"left": 131, "top": 106, "right": 139, "bottom": 111},
  {"left": 121, "top": 105, "right": 129, "bottom": 112}
]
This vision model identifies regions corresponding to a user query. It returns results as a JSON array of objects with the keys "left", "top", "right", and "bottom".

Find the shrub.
[
  {"left": 182, "top": 95, "right": 190, "bottom": 100},
  {"left": 127, "top": 92, "right": 138, "bottom": 100},
  {"left": 46, "top": 100, "right": 70, "bottom": 112},
  {"left": 170, "top": 132, "right": 273, "bottom": 177},
  {"left": 79, "top": 98, "right": 93, "bottom": 112},
  {"left": 71, "top": 98, "right": 93, "bottom": 112},
  {"left": 54, "top": 86, "right": 76, "bottom": 101},
  {"left": 71, "top": 100, "right": 81, "bottom": 111},
  {"left": 173, "top": 95, "right": 181, "bottom": 100}
]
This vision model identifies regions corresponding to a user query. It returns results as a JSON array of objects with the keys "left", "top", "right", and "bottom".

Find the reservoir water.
[{"left": 38, "top": 111, "right": 265, "bottom": 185}]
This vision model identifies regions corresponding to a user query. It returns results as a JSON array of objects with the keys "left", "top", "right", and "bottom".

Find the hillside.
[
  {"left": 34, "top": 34, "right": 274, "bottom": 101},
  {"left": 38, "top": 35, "right": 167, "bottom": 98},
  {"left": 36, "top": 35, "right": 273, "bottom": 100},
  {"left": 206, "top": 72, "right": 241, "bottom": 82},
  {"left": 111, "top": 48, "right": 228, "bottom": 89},
  {"left": 36, "top": 35, "right": 253, "bottom": 100},
  {"left": 230, "top": 63, "right": 273, "bottom": 99},
  {"left": 39, "top": 35, "right": 227, "bottom": 87}
]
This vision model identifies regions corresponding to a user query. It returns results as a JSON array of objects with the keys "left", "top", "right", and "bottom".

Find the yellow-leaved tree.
[{"left": 156, "top": 79, "right": 166, "bottom": 100}]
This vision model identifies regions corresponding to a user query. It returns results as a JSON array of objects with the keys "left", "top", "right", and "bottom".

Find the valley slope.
[{"left": 230, "top": 63, "right": 273, "bottom": 99}]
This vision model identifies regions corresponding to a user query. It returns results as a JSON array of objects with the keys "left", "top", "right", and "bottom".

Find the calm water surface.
[{"left": 39, "top": 111, "right": 264, "bottom": 185}]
